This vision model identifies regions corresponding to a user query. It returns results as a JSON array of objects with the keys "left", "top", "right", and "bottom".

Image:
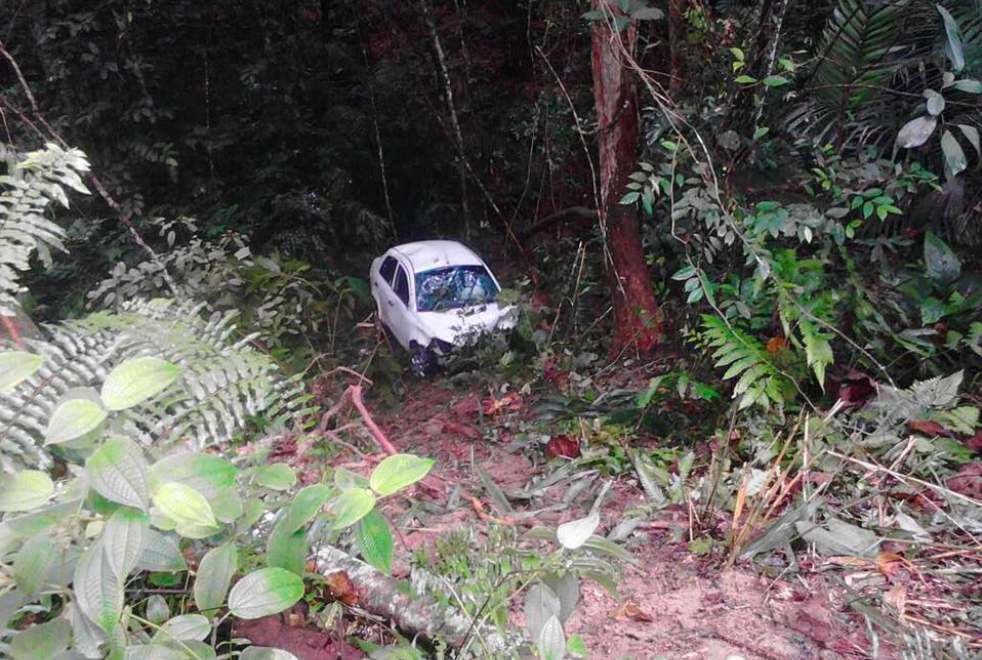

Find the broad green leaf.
[
  {"left": 152, "top": 482, "right": 218, "bottom": 531},
  {"left": 958, "top": 124, "right": 981, "bottom": 157},
  {"left": 228, "top": 567, "right": 304, "bottom": 619},
  {"left": 136, "top": 530, "right": 187, "bottom": 573},
  {"left": 567, "top": 633, "right": 589, "bottom": 658},
  {"left": 210, "top": 488, "right": 243, "bottom": 523},
  {"left": 762, "top": 75, "right": 789, "bottom": 87},
  {"left": 735, "top": 75, "right": 757, "bottom": 84},
  {"left": 145, "top": 595, "right": 170, "bottom": 625},
  {"left": 103, "top": 508, "right": 149, "bottom": 580},
  {"left": 537, "top": 615, "right": 566, "bottom": 660},
  {"left": 330, "top": 488, "right": 376, "bottom": 530},
  {"left": 74, "top": 540, "right": 124, "bottom": 633},
  {"left": 556, "top": 512, "right": 599, "bottom": 550},
  {"left": 13, "top": 533, "right": 57, "bottom": 594},
  {"left": 240, "top": 649, "right": 300, "bottom": 660},
  {"left": 122, "top": 645, "right": 187, "bottom": 660},
  {"left": 369, "top": 454, "right": 434, "bottom": 496},
  {"left": 101, "top": 357, "right": 180, "bottom": 411},
  {"left": 952, "top": 79, "right": 982, "bottom": 94},
  {"left": 525, "top": 582, "right": 561, "bottom": 641},
  {"left": 334, "top": 468, "right": 369, "bottom": 490},
  {"left": 924, "top": 89, "right": 946, "bottom": 116},
  {"left": 542, "top": 573, "right": 580, "bottom": 623},
  {"left": 152, "top": 614, "right": 211, "bottom": 642},
  {"left": 0, "top": 470, "right": 54, "bottom": 512},
  {"left": 938, "top": 6, "right": 965, "bottom": 72},
  {"left": 194, "top": 543, "right": 237, "bottom": 613},
  {"left": 266, "top": 515, "right": 307, "bottom": 576},
  {"left": 69, "top": 602, "right": 107, "bottom": 659},
  {"left": 941, "top": 130, "right": 968, "bottom": 177},
  {"left": 1, "top": 500, "right": 81, "bottom": 540},
  {"left": 896, "top": 116, "right": 938, "bottom": 149},
  {"left": 924, "top": 231, "right": 962, "bottom": 282},
  {"left": 150, "top": 454, "right": 236, "bottom": 499},
  {"left": 255, "top": 464, "right": 296, "bottom": 491},
  {"left": 8, "top": 618, "right": 71, "bottom": 660},
  {"left": 802, "top": 326, "right": 833, "bottom": 389},
  {"left": 0, "top": 351, "right": 43, "bottom": 393},
  {"left": 284, "top": 484, "right": 331, "bottom": 532},
  {"left": 236, "top": 497, "right": 265, "bottom": 535},
  {"left": 86, "top": 437, "right": 151, "bottom": 511},
  {"left": 46, "top": 398, "right": 107, "bottom": 445},
  {"left": 354, "top": 509, "right": 393, "bottom": 574}
]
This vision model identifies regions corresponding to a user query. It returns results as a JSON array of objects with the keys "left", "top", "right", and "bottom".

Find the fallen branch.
[
  {"left": 314, "top": 544, "right": 505, "bottom": 650},
  {"left": 316, "top": 385, "right": 398, "bottom": 456}
]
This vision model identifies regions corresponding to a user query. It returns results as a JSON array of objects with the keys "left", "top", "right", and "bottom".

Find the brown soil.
[{"left": 279, "top": 378, "right": 890, "bottom": 659}]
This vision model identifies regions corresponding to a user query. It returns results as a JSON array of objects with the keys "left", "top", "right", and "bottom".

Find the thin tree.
[{"left": 590, "top": 0, "right": 664, "bottom": 355}]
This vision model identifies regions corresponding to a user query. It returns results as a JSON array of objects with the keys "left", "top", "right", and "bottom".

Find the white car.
[{"left": 370, "top": 240, "right": 515, "bottom": 376}]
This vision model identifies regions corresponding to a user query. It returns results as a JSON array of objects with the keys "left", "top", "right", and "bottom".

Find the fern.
[
  {"left": 0, "top": 143, "right": 90, "bottom": 314},
  {"left": 787, "top": 0, "right": 909, "bottom": 148},
  {"left": 1, "top": 299, "right": 308, "bottom": 472},
  {"left": 700, "top": 315, "right": 792, "bottom": 409}
]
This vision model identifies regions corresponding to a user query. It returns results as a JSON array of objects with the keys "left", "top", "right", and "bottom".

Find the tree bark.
[
  {"left": 314, "top": 544, "right": 504, "bottom": 650},
  {"left": 668, "top": 0, "right": 688, "bottom": 94},
  {"left": 590, "top": 1, "right": 663, "bottom": 356}
]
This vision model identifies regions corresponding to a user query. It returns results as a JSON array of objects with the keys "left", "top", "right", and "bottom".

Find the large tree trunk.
[{"left": 590, "top": 0, "right": 664, "bottom": 355}]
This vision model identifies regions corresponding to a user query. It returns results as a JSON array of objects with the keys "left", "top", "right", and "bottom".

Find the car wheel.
[{"left": 409, "top": 344, "right": 434, "bottom": 379}]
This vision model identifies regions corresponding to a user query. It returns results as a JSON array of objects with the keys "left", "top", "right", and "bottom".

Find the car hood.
[{"left": 420, "top": 303, "right": 515, "bottom": 345}]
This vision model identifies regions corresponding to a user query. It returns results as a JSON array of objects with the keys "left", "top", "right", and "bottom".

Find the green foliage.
[
  {"left": 0, "top": 144, "right": 90, "bottom": 315},
  {"left": 0, "top": 298, "right": 307, "bottom": 472}
]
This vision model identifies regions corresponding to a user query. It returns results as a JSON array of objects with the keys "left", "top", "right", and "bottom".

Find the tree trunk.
[
  {"left": 590, "top": 0, "right": 663, "bottom": 355},
  {"left": 668, "top": 0, "right": 687, "bottom": 94}
]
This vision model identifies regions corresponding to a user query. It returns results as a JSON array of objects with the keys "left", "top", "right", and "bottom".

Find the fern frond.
[
  {"left": 787, "top": 0, "right": 909, "bottom": 148},
  {"left": 0, "top": 144, "right": 90, "bottom": 314},
  {"left": 700, "top": 315, "right": 790, "bottom": 409},
  {"left": 1, "top": 299, "right": 305, "bottom": 472}
]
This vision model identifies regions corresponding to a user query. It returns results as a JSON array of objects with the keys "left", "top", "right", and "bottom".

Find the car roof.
[{"left": 390, "top": 240, "right": 484, "bottom": 273}]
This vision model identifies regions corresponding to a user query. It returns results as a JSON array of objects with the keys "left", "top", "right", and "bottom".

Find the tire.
[{"left": 409, "top": 343, "right": 435, "bottom": 379}]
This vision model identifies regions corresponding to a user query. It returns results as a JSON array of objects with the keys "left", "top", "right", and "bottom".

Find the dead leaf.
[
  {"left": 907, "top": 419, "right": 950, "bottom": 437},
  {"left": 965, "top": 430, "right": 982, "bottom": 453},
  {"left": 882, "top": 583, "right": 907, "bottom": 616},
  {"left": 828, "top": 367, "right": 877, "bottom": 408},
  {"left": 322, "top": 570, "right": 358, "bottom": 605},
  {"left": 874, "top": 551, "right": 911, "bottom": 583},
  {"left": 786, "top": 598, "right": 833, "bottom": 645},
  {"left": 468, "top": 496, "right": 512, "bottom": 525},
  {"left": 545, "top": 435, "right": 580, "bottom": 459},
  {"left": 611, "top": 599, "right": 654, "bottom": 622},
  {"left": 482, "top": 391, "right": 522, "bottom": 416},
  {"left": 946, "top": 462, "right": 982, "bottom": 501}
]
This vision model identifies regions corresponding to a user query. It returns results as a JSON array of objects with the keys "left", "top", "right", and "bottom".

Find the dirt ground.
[
  {"left": 274, "top": 378, "right": 891, "bottom": 660},
  {"left": 383, "top": 381, "right": 888, "bottom": 660}
]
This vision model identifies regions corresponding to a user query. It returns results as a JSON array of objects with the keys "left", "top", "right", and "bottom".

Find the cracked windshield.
[{"left": 415, "top": 265, "right": 498, "bottom": 312}]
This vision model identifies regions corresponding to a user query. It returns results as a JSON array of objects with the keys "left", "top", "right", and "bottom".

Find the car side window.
[
  {"left": 394, "top": 266, "right": 410, "bottom": 307},
  {"left": 379, "top": 256, "right": 397, "bottom": 284}
]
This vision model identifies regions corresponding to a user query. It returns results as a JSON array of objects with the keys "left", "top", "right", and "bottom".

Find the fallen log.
[{"left": 313, "top": 544, "right": 505, "bottom": 651}]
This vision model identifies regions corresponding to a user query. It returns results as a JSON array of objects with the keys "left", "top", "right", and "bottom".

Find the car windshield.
[{"left": 415, "top": 265, "right": 498, "bottom": 312}]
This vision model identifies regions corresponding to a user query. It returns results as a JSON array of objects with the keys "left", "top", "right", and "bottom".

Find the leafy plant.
[{"left": 0, "top": 347, "right": 433, "bottom": 658}]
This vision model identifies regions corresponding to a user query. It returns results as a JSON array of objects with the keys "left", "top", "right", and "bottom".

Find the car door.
[
  {"left": 388, "top": 263, "right": 414, "bottom": 349},
  {"left": 373, "top": 255, "right": 399, "bottom": 327}
]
